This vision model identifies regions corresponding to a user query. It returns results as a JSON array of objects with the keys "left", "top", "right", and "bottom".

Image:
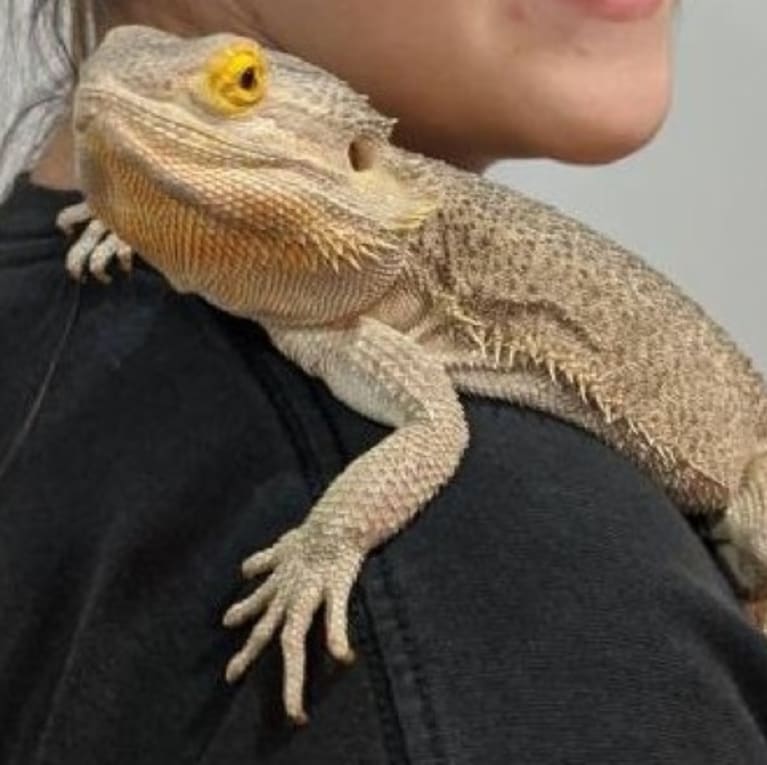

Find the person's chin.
[
  {"left": 506, "top": 61, "right": 673, "bottom": 164},
  {"left": 541, "top": 96, "right": 671, "bottom": 164}
]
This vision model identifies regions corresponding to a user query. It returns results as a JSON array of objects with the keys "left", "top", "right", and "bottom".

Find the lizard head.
[{"left": 73, "top": 26, "right": 438, "bottom": 324}]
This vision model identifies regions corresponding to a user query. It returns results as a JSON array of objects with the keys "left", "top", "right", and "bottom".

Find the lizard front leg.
[{"left": 222, "top": 317, "right": 469, "bottom": 723}]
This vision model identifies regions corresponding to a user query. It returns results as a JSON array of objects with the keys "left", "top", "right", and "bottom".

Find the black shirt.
[{"left": 1, "top": 174, "right": 766, "bottom": 764}]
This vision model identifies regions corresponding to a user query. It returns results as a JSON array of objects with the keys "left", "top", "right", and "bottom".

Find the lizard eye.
[
  {"left": 200, "top": 43, "right": 268, "bottom": 115},
  {"left": 239, "top": 66, "right": 257, "bottom": 91}
]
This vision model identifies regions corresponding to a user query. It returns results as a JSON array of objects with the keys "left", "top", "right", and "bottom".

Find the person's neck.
[{"left": 31, "top": 119, "right": 79, "bottom": 191}]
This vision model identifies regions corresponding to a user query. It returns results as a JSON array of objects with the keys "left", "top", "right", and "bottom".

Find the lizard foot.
[
  {"left": 57, "top": 204, "right": 134, "bottom": 282},
  {"left": 222, "top": 525, "right": 364, "bottom": 724}
]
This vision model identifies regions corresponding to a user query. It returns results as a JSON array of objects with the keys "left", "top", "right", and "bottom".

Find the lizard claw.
[
  {"left": 223, "top": 524, "right": 363, "bottom": 723},
  {"left": 58, "top": 204, "right": 134, "bottom": 282}
]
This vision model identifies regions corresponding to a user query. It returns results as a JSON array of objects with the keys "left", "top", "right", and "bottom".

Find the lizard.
[{"left": 56, "top": 25, "right": 767, "bottom": 724}]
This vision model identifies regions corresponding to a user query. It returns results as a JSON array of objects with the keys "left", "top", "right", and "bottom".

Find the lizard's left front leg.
[{"left": 222, "top": 318, "right": 469, "bottom": 723}]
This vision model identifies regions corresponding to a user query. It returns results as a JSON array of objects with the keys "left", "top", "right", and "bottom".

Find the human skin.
[{"left": 32, "top": 0, "right": 676, "bottom": 187}]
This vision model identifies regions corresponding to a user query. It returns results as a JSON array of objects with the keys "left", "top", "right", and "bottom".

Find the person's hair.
[{"left": 0, "top": 0, "right": 99, "bottom": 197}]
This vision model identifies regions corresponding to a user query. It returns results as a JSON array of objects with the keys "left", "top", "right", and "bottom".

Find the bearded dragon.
[{"left": 57, "top": 25, "right": 767, "bottom": 724}]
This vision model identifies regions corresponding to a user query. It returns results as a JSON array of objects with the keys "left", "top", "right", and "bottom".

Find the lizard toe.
[
  {"left": 281, "top": 586, "right": 323, "bottom": 724},
  {"left": 56, "top": 201, "right": 92, "bottom": 234},
  {"left": 64, "top": 218, "right": 110, "bottom": 281},
  {"left": 222, "top": 577, "right": 277, "bottom": 627},
  {"left": 88, "top": 233, "right": 134, "bottom": 282},
  {"left": 225, "top": 592, "right": 287, "bottom": 684},
  {"left": 325, "top": 567, "right": 358, "bottom": 664}
]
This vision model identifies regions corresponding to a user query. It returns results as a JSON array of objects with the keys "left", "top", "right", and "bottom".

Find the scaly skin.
[{"left": 58, "top": 26, "right": 767, "bottom": 723}]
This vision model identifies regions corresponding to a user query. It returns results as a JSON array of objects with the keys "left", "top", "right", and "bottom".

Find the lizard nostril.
[{"left": 348, "top": 137, "right": 376, "bottom": 172}]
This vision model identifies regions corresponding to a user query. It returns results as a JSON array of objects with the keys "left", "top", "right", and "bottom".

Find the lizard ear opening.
[
  {"left": 345, "top": 144, "right": 439, "bottom": 234},
  {"left": 348, "top": 137, "right": 377, "bottom": 172}
]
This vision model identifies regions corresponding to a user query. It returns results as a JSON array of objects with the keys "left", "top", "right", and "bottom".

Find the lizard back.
[{"left": 402, "top": 169, "right": 767, "bottom": 509}]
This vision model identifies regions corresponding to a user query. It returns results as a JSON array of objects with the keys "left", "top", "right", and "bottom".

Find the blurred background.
[
  {"left": 491, "top": 0, "right": 766, "bottom": 372},
  {"left": 2, "top": 0, "right": 765, "bottom": 370}
]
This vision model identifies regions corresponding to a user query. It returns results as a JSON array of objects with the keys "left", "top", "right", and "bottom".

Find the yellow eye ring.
[{"left": 202, "top": 43, "right": 268, "bottom": 115}]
